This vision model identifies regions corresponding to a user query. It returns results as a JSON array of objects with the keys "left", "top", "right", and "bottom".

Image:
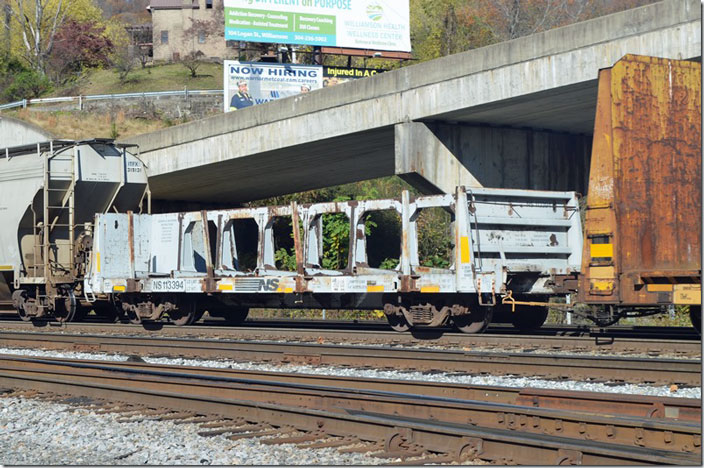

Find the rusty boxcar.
[{"left": 575, "top": 55, "right": 701, "bottom": 330}]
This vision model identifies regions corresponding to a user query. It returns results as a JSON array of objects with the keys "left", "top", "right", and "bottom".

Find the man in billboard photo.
[{"left": 229, "top": 80, "right": 254, "bottom": 110}]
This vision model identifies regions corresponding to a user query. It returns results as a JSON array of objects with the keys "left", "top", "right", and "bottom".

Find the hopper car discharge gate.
[{"left": 86, "top": 187, "right": 583, "bottom": 332}]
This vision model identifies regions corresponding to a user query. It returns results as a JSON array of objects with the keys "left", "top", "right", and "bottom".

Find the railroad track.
[
  {"left": 0, "top": 320, "right": 699, "bottom": 357},
  {"left": 0, "top": 355, "right": 699, "bottom": 465},
  {"left": 0, "top": 331, "right": 700, "bottom": 386}
]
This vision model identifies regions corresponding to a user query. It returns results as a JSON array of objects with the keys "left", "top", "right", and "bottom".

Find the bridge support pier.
[{"left": 394, "top": 121, "right": 591, "bottom": 196}]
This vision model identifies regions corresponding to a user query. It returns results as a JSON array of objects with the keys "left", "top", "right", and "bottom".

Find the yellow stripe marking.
[
  {"left": 421, "top": 285, "right": 440, "bottom": 293},
  {"left": 366, "top": 285, "right": 384, "bottom": 292},
  {"left": 589, "top": 266, "right": 615, "bottom": 278},
  {"left": 277, "top": 287, "right": 294, "bottom": 293},
  {"left": 460, "top": 236, "right": 470, "bottom": 263},
  {"left": 112, "top": 285, "right": 126, "bottom": 292},
  {"left": 217, "top": 283, "right": 233, "bottom": 291},
  {"left": 96, "top": 252, "right": 101, "bottom": 273},
  {"left": 646, "top": 284, "right": 673, "bottom": 292},
  {"left": 0, "top": 265, "right": 13, "bottom": 271},
  {"left": 590, "top": 243, "right": 613, "bottom": 258},
  {"left": 591, "top": 280, "right": 613, "bottom": 291}
]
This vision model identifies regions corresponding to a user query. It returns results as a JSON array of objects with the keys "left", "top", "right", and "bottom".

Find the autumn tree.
[
  {"left": 110, "top": 43, "right": 134, "bottom": 82},
  {"left": 478, "top": 0, "right": 659, "bottom": 41},
  {"left": 410, "top": 0, "right": 495, "bottom": 62},
  {"left": 3, "top": 0, "right": 103, "bottom": 73},
  {"left": 181, "top": 50, "right": 205, "bottom": 78},
  {"left": 95, "top": 0, "right": 149, "bottom": 24},
  {"left": 46, "top": 18, "right": 112, "bottom": 83}
]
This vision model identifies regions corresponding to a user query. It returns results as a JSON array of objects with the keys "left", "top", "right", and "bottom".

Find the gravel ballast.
[
  {"left": 0, "top": 346, "right": 697, "bottom": 465},
  {"left": 0, "top": 396, "right": 394, "bottom": 465}
]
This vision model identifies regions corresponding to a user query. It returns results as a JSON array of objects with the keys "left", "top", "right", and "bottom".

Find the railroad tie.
[
  {"left": 227, "top": 427, "right": 295, "bottom": 441},
  {"left": 157, "top": 412, "right": 197, "bottom": 421},
  {"left": 298, "top": 437, "right": 360, "bottom": 449},
  {"left": 369, "top": 449, "right": 427, "bottom": 460},
  {"left": 261, "top": 431, "right": 327, "bottom": 445},
  {"left": 198, "top": 425, "right": 267, "bottom": 437},
  {"left": 173, "top": 416, "right": 222, "bottom": 425},
  {"left": 385, "top": 453, "right": 454, "bottom": 466},
  {"left": 94, "top": 407, "right": 141, "bottom": 415},
  {"left": 116, "top": 409, "right": 176, "bottom": 423},
  {"left": 198, "top": 419, "right": 241, "bottom": 429},
  {"left": 337, "top": 441, "right": 384, "bottom": 453}
]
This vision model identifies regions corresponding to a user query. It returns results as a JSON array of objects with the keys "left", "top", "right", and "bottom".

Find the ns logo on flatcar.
[{"left": 234, "top": 278, "right": 280, "bottom": 292}]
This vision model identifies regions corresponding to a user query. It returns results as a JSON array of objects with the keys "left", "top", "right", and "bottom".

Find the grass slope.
[
  {"left": 7, "top": 62, "right": 225, "bottom": 140},
  {"left": 9, "top": 107, "right": 169, "bottom": 140},
  {"left": 69, "top": 62, "right": 224, "bottom": 96}
]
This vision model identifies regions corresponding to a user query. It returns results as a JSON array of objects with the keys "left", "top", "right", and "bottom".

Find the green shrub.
[{"left": 3, "top": 70, "right": 52, "bottom": 101}]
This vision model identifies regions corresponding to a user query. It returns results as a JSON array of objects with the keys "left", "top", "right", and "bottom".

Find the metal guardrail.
[{"left": 0, "top": 89, "right": 223, "bottom": 111}]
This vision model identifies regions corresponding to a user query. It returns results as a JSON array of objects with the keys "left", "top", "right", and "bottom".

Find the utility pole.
[{"left": 312, "top": 46, "right": 322, "bottom": 65}]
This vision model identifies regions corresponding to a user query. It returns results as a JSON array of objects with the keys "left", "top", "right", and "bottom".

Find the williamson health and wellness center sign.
[{"left": 223, "top": 1, "right": 410, "bottom": 52}]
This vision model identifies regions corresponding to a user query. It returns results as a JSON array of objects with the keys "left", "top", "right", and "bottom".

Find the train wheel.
[
  {"left": 13, "top": 290, "right": 32, "bottom": 322},
  {"left": 54, "top": 290, "right": 77, "bottom": 323},
  {"left": 387, "top": 313, "right": 410, "bottom": 332},
  {"left": 511, "top": 307, "right": 549, "bottom": 331},
  {"left": 690, "top": 306, "right": 701, "bottom": 334},
  {"left": 452, "top": 307, "right": 493, "bottom": 334},
  {"left": 169, "top": 300, "right": 197, "bottom": 326}
]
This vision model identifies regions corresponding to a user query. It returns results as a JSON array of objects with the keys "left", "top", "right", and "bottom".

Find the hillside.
[
  {"left": 72, "top": 62, "right": 223, "bottom": 95},
  {"left": 8, "top": 62, "right": 225, "bottom": 140}
]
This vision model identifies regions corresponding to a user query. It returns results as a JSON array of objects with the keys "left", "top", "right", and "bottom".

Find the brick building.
[{"left": 148, "top": 0, "right": 229, "bottom": 62}]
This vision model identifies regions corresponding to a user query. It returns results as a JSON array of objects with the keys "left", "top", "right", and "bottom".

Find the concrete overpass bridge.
[{"left": 122, "top": 0, "right": 701, "bottom": 204}]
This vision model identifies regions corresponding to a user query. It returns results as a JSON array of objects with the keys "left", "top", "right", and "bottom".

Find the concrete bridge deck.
[{"left": 121, "top": 0, "right": 701, "bottom": 203}]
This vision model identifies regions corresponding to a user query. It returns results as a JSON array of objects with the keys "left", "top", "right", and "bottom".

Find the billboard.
[
  {"left": 223, "top": 1, "right": 410, "bottom": 52},
  {"left": 224, "top": 61, "right": 382, "bottom": 112}
]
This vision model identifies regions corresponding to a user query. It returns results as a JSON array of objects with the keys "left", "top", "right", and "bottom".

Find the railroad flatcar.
[
  {"left": 1, "top": 55, "right": 700, "bottom": 333},
  {"left": 84, "top": 187, "right": 582, "bottom": 332}
]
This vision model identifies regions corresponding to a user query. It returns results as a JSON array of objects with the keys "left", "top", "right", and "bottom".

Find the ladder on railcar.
[{"left": 31, "top": 142, "right": 77, "bottom": 286}]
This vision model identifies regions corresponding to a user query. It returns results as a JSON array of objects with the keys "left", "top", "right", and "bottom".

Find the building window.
[
  {"left": 206, "top": 0, "right": 213, "bottom": 8},
  {"left": 161, "top": 30, "right": 168, "bottom": 44},
  {"left": 198, "top": 31, "right": 206, "bottom": 43}
]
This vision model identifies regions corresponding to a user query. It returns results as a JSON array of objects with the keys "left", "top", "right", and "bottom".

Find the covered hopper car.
[{"left": 0, "top": 139, "right": 149, "bottom": 321}]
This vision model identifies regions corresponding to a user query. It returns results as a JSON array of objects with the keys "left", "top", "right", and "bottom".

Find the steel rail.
[
  {"left": 3, "top": 354, "right": 698, "bottom": 422},
  {"left": 0, "top": 331, "right": 700, "bottom": 386},
  {"left": 0, "top": 356, "right": 700, "bottom": 465},
  {"left": 0, "top": 320, "right": 699, "bottom": 357}
]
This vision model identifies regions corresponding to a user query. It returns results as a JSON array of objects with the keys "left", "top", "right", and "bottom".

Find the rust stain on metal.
[
  {"left": 290, "top": 202, "right": 305, "bottom": 275},
  {"left": 579, "top": 55, "right": 701, "bottom": 306}
]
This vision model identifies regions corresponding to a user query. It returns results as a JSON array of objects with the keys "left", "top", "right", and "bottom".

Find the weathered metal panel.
[
  {"left": 580, "top": 54, "right": 701, "bottom": 306},
  {"left": 613, "top": 55, "right": 701, "bottom": 273}
]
